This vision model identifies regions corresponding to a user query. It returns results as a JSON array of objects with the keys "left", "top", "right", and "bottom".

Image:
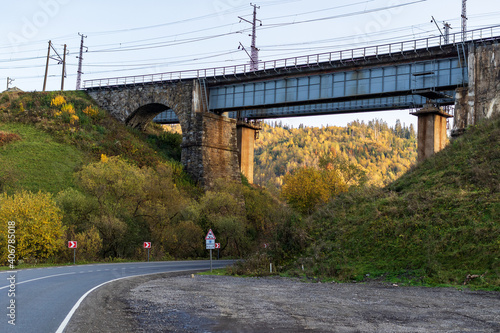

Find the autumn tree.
[
  {"left": 319, "top": 154, "right": 367, "bottom": 186},
  {"left": 75, "top": 156, "right": 188, "bottom": 258},
  {"left": 0, "top": 191, "right": 65, "bottom": 263},
  {"left": 254, "top": 119, "right": 417, "bottom": 188},
  {"left": 196, "top": 179, "right": 249, "bottom": 256},
  {"left": 281, "top": 166, "right": 348, "bottom": 215}
]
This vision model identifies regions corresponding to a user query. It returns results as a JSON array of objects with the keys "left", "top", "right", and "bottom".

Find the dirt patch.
[
  {"left": 63, "top": 270, "right": 202, "bottom": 333},
  {"left": 67, "top": 274, "right": 500, "bottom": 333}
]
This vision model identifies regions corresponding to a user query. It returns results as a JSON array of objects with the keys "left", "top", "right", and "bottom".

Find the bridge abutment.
[{"left": 452, "top": 43, "right": 500, "bottom": 136}]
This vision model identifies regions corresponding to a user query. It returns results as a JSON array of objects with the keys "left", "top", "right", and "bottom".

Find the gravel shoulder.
[{"left": 65, "top": 273, "right": 500, "bottom": 333}]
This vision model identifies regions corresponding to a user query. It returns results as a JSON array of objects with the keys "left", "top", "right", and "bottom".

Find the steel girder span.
[{"left": 154, "top": 57, "right": 464, "bottom": 124}]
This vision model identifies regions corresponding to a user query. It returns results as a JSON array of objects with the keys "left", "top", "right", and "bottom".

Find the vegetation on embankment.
[
  {"left": 279, "top": 115, "right": 499, "bottom": 290},
  {"left": 1, "top": 90, "right": 498, "bottom": 290},
  {"left": 0, "top": 91, "right": 297, "bottom": 264}
]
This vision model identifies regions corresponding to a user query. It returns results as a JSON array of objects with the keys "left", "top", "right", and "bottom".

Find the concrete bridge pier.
[
  {"left": 237, "top": 121, "right": 261, "bottom": 184},
  {"left": 412, "top": 104, "right": 453, "bottom": 162}
]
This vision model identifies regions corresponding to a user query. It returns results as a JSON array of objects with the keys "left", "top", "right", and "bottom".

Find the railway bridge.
[{"left": 84, "top": 25, "right": 500, "bottom": 187}]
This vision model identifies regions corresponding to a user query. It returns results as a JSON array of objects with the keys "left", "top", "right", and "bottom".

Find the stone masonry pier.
[{"left": 87, "top": 80, "right": 240, "bottom": 188}]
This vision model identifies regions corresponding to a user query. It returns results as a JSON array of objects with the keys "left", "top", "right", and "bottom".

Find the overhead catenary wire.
[{"left": 2, "top": 0, "right": 499, "bottom": 91}]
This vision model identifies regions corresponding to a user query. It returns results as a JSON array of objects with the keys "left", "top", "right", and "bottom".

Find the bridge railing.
[{"left": 83, "top": 25, "right": 500, "bottom": 89}]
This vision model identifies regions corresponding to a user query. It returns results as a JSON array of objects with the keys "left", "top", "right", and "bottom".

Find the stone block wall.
[
  {"left": 182, "top": 112, "right": 240, "bottom": 188},
  {"left": 88, "top": 80, "right": 241, "bottom": 188},
  {"left": 454, "top": 43, "right": 500, "bottom": 134}
]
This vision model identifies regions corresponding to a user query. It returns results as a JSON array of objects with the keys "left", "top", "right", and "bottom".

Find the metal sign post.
[
  {"left": 68, "top": 241, "right": 77, "bottom": 264},
  {"left": 205, "top": 229, "right": 216, "bottom": 272},
  {"left": 144, "top": 242, "right": 151, "bottom": 262},
  {"left": 215, "top": 243, "right": 221, "bottom": 260}
]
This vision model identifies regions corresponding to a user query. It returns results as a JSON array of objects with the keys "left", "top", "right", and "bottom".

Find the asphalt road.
[{"left": 0, "top": 260, "right": 233, "bottom": 333}]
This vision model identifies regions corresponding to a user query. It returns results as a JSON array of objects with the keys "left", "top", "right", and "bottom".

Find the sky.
[{"left": 1, "top": 0, "right": 499, "bottom": 129}]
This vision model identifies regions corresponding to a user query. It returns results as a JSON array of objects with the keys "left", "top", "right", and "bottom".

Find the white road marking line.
[
  {"left": 0, "top": 272, "right": 77, "bottom": 290},
  {"left": 55, "top": 268, "right": 205, "bottom": 333}
]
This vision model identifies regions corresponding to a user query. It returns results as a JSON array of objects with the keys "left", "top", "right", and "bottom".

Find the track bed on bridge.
[{"left": 66, "top": 273, "right": 500, "bottom": 332}]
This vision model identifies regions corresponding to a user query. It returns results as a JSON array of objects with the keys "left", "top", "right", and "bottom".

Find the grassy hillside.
[
  {"left": 0, "top": 91, "right": 186, "bottom": 193},
  {"left": 0, "top": 123, "right": 83, "bottom": 193},
  {"left": 295, "top": 115, "right": 500, "bottom": 289}
]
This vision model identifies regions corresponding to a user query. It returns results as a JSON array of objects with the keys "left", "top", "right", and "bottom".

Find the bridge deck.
[{"left": 82, "top": 25, "right": 500, "bottom": 124}]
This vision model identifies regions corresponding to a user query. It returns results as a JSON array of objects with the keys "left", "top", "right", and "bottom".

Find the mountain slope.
[
  {"left": 300, "top": 115, "right": 500, "bottom": 289},
  {"left": 254, "top": 119, "right": 417, "bottom": 190}
]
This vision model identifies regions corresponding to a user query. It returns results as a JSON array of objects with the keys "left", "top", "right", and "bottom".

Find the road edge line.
[{"left": 54, "top": 268, "right": 202, "bottom": 333}]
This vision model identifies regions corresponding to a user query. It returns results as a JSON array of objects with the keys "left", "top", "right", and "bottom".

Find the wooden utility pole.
[
  {"left": 6, "top": 77, "right": 14, "bottom": 91},
  {"left": 61, "top": 44, "right": 67, "bottom": 91},
  {"left": 43, "top": 41, "right": 51, "bottom": 92}
]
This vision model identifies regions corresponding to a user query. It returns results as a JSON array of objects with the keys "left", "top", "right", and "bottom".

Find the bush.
[{"left": 0, "top": 191, "right": 65, "bottom": 264}]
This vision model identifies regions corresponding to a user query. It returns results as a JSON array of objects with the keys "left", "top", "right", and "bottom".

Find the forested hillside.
[{"left": 254, "top": 119, "right": 417, "bottom": 189}]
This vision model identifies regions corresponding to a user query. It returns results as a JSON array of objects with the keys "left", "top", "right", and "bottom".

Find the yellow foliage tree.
[
  {"left": 281, "top": 167, "right": 348, "bottom": 215},
  {"left": 0, "top": 191, "right": 65, "bottom": 264},
  {"left": 74, "top": 226, "right": 102, "bottom": 261}
]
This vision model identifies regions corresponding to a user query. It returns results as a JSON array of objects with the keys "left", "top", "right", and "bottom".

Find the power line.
[
  {"left": 89, "top": 30, "right": 246, "bottom": 53},
  {"left": 260, "top": 0, "right": 428, "bottom": 29}
]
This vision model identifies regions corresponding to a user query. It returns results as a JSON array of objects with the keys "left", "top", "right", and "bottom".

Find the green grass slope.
[
  {"left": 0, "top": 91, "right": 188, "bottom": 194},
  {"left": 0, "top": 123, "right": 83, "bottom": 193},
  {"left": 303, "top": 116, "right": 500, "bottom": 289}
]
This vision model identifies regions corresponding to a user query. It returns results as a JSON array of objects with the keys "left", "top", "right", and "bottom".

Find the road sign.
[
  {"left": 68, "top": 241, "right": 77, "bottom": 249},
  {"left": 215, "top": 243, "right": 221, "bottom": 249},
  {"left": 206, "top": 239, "right": 215, "bottom": 249},
  {"left": 205, "top": 229, "right": 216, "bottom": 240},
  {"left": 144, "top": 242, "right": 151, "bottom": 249}
]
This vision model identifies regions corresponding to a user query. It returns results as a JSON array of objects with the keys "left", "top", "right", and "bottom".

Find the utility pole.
[
  {"left": 461, "top": 0, "right": 467, "bottom": 41},
  {"left": 443, "top": 22, "right": 452, "bottom": 44},
  {"left": 76, "top": 33, "right": 87, "bottom": 90},
  {"left": 42, "top": 40, "right": 68, "bottom": 92},
  {"left": 432, "top": 17, "right": 452, "bottom": 44},
  {"left": 43, "top": 40, "right": 51, "bottom": 92},
  {"left": 6, "top": 77, "right": 14, "bottom": 91},
  {"left": 238, "top": 3, "right": 262, "bottom": 71},
  {"left": 61, "top": 44, "right": 67, "bottom": 91}
]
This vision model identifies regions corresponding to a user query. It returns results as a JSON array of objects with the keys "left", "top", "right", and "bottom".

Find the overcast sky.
[{"left": 1, "top": 0, "right": 499, "bottom": 128}]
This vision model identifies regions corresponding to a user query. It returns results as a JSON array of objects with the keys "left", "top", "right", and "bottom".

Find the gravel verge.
[{"left": 66, "top": 274, "right": 500, "bottom": 332}]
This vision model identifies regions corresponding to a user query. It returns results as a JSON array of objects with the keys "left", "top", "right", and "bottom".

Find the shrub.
[
  {"left": 82, "top": 106, "right": 99, "bottom": 118},
  {"left": 0, "top": 191, "right": 65, "bottom": 264},
  {"left": 0, "top": 131, "right": 21, "bottom": 147},
  {"left": 51, "top": 95, "right": 66, "bottom": 107}
]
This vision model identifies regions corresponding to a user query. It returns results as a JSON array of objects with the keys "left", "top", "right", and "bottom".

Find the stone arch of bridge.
[{"left": 126, "top": 103, "right": 171, "bottom": 129}]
